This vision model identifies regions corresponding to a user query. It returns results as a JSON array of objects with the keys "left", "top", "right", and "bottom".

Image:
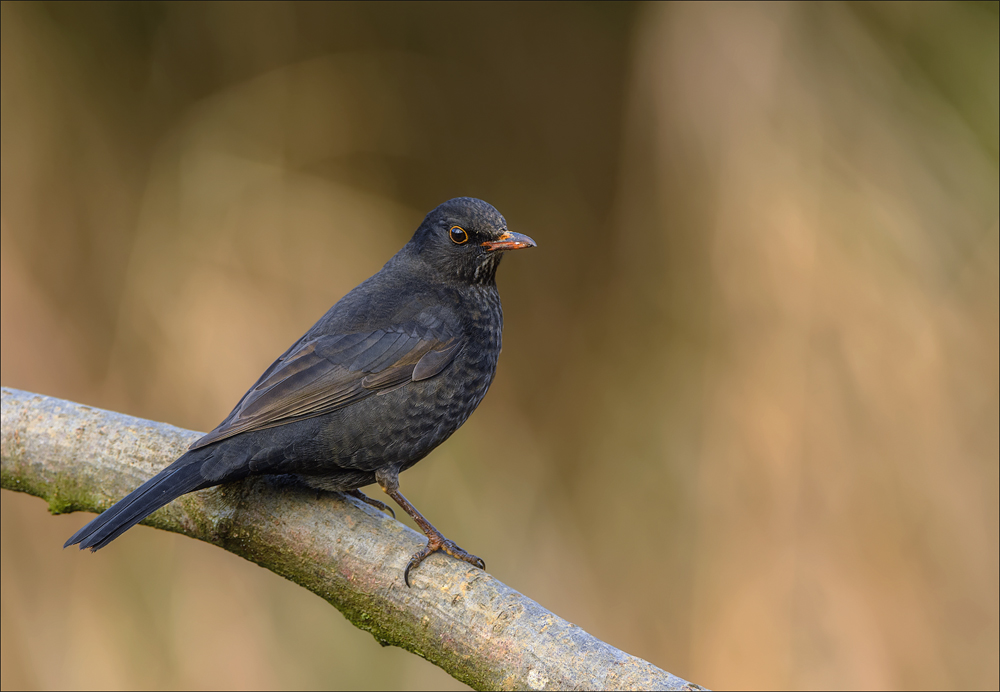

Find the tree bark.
[{"left": 1, "top": 387, "right": 703, "bottom": 691}]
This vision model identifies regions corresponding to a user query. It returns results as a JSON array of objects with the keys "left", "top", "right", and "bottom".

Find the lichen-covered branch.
[{"left": 1, "top": 387, "right": 702, "bottom": 691}]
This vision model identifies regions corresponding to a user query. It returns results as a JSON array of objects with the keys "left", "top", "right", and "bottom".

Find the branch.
[{"left": 1, "top": 387, "right": 702, "bottom": 691}]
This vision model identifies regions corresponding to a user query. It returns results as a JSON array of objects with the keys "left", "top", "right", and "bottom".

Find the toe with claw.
[
  {"left": 346, "top": 489, "right": 395, "bottom": 519},
  {"left": 404, "top": 533, "right": 486, "bottom": 587}
]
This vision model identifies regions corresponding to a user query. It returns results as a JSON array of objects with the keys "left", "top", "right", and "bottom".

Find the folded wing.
[{"left": 190, "top": 325, "right": 463, "bottom": 450}]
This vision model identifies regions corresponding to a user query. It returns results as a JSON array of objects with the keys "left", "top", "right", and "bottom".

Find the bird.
[{"left": 65, "top": 197, "right": 535, "bottom": 586}]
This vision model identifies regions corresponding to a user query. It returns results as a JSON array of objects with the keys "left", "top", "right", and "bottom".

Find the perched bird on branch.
[{"left": 66, "top": 197, "right": 535, "bottom": 585}]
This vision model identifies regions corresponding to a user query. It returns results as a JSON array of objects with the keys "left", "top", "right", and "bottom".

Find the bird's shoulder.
[{"left": 309, "top": 256, "right": 496, "bottom": 338}]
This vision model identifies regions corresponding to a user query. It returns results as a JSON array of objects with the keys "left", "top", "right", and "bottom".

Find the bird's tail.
[{"left": 64, "top": 451, "right": 215, "bottom": 551}]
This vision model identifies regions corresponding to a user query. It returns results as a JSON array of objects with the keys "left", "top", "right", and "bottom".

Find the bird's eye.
[{"left": 449, "top": 226, "right": 469, "bottom": 245}]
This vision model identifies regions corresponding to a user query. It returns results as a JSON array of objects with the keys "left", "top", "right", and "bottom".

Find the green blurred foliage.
[{"left": 2, "top": 2, "right": 997, "bottom": 690}]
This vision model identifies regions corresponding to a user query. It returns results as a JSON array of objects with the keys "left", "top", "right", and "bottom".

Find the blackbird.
[{"left": 65, "top": 197, "right": 535, "bottom": 585}]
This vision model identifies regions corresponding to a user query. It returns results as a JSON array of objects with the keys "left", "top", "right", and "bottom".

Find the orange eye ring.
[{"left": 449, "top": 226, "right": 469, "bottom": 245}]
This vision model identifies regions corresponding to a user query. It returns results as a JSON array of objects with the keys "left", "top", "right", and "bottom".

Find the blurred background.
[{"left": 2, "top": 2, "right": 997, "bottom": 690}]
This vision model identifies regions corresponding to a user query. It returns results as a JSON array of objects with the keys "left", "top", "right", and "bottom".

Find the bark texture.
[{"left": 1, "top": 387, "right": 702, "bottom": 691}]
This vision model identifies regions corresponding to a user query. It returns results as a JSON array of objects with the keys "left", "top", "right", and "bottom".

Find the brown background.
[{"left": 2, "top": 2, "right": 997, "bottom": 690}]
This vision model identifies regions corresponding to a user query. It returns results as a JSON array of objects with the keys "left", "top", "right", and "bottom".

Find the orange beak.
[{"left": 481, "top": 231, "right": 537, "bottom": 252}]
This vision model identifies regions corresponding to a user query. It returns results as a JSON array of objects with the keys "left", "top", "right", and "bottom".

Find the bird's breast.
[{"left": 431, "top": 284, "right": 504, "bottom": 423}]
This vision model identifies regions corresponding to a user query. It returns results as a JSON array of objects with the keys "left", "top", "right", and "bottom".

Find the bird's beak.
[{"left": 481, "top": 231, "right": 537, "bottom": 252}]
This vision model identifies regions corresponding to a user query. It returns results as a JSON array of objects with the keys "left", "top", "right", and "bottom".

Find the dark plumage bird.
[{"left": 65, "top": 197, "right": 535, "bottom": 585}]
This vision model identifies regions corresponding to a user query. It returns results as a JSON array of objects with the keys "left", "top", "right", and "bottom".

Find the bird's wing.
[{"left": 188, "top": 324, "right": 463, "bottom": 450}]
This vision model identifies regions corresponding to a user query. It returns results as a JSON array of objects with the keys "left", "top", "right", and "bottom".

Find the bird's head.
[{"left": 409, "top": 198, "right": 536, "bottom": 285}]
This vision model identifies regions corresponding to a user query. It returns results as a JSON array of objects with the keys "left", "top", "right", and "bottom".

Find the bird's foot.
[
  {"left": 345, "top": 489, "right": 395, "bottom": 519},
  {"left": 373, "top": 474, "right": 486, "bottom": 587},
  {"left": 404, "top": 531, "right": 486, "bottom": 587}
]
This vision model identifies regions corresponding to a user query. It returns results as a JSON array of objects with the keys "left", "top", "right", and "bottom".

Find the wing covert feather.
[{"left": 189, "top": 320, "right": 463, "bottom": 450}]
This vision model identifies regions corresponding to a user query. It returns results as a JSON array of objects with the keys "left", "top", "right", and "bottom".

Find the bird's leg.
[
  {"left": 344, "top": 489, "right": 395, "bottom": 519},
  {"left": 375, "top": 467, "right": 486, "bottom": 587}
]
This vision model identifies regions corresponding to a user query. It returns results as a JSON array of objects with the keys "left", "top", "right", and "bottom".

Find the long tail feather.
[{"left": 64, "top": 452, "right": 214, "bottom": 551}]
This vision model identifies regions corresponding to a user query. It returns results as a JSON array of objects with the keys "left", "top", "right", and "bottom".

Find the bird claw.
[
  {"left": 345, "top": 489, "right": 395, "bottom": 519},
  {"left": 404, "top": 537, "right": 486, "bottom": 587}
]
